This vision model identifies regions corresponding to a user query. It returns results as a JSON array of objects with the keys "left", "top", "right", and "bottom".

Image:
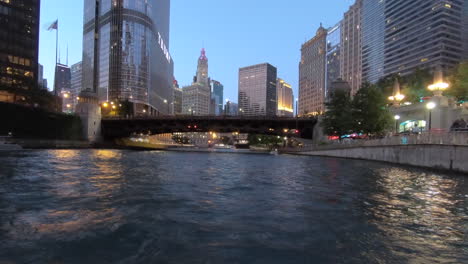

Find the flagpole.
[{"left": 54, "top": 19, "right": 58, "bottom": 95}]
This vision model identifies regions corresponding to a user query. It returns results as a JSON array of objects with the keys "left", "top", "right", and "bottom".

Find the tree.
[
  {"left": 321, "top": 89, "right": 353, "bottom": 139},
  {"left": 352, "top": 82, "right": 392, "bottom": 136},
  {"left": 447, "top": 61, "right": 468, "bottom": 102}
]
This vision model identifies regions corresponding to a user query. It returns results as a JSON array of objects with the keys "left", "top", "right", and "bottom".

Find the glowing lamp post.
[
  {"left": 428, "top": 82, "right": 449, "bottom": 96},
  {"left": 388, "top": 79, "right": 405, "bottom": 106},
  {"left": 394, "top": 115, "right": 401, "bottom": 134},
  {"left": 426, "top": 102, "right": 436, "bottom": 131}
]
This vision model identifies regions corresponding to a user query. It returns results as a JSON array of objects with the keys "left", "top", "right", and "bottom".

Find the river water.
[{"left": 0, "top": 150, "right": 467, "bottom": 263}]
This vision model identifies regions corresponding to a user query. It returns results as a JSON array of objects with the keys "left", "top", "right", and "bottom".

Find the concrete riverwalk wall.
[{"left": 299, "top": 144, "right": 468, "bottom": 173}]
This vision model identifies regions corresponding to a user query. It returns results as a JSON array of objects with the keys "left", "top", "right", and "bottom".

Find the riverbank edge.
[{"left": 286, "top": 144, "right": 468, "bottom": 174}]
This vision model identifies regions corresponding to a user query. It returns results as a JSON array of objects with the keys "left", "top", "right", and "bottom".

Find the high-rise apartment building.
[
  {"left": 341, "top": 0, "right": 363, "bottom": 95},
  {"left": 238, "top": 63, "right": 277, "bottom": 117},
  {"left": 384, "top": 0, "right": 468, "bottom": 76},
  {"left": 211, "top": 80, "right": 224, "bottom": 115},
  {"left": 276, "top": 78, "right": 294, "bottom": 117},
  {"left": 82, "top": 0, "right": 174, "bottom": 115},
  {"left": 0, "top": 0, "right": 40, "bottom": 102},
  {"left": 182, "top": 49, "right": 211, "bottom": 116},
  {"left": 70, "top": 62, "right": 83, "bottom": 110},
  {"left": 299, "top": 25, "right": 327, "bottom": 116},
  {"left": 362, "top": 0, "right": 386, "bottom": 84},
  {"left": 326, "top": 23, "right": 342, "bottom": 98}
]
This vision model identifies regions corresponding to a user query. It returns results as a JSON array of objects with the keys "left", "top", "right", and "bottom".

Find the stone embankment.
[{"left": 290, "top": 133, "right": 468, "bottom": 173}]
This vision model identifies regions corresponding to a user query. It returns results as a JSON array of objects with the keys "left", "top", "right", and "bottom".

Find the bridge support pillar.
[{"left": 75, "top": 90, "right": 102, "bottom": 142}]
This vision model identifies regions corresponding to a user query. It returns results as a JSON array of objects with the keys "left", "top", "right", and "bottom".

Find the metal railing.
[{"left": 283, "top": 132, "right": 468, "bottom": 153}]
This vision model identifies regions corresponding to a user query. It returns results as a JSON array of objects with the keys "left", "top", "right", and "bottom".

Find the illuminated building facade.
[
  {"left": 82, "top": 0, "right": 174, "bottom": 115},
  {"left": 0, "top": 0, "right": 40, "bottom": 102},
  {"left": 299, "top": 25, "right": 327, "bottom": 116},
  {"left": 276, "top": 78, "right": 294, "bottom": 117},
  {"left": 325, "top": 23, "right": 341, "bottom": 98}
]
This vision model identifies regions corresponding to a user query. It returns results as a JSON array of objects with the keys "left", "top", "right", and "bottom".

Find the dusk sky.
[{"left": 39, "top": 0, "right": 353, "bottom": 103}]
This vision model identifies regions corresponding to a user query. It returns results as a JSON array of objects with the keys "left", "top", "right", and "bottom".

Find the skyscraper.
[
  {"left": 299, "top": 25, "right": 327, "bottom": 116},
  {"left": 182, "top": 49, "right": 211, "bottom": 116},
  {"left": 225, "top": 100, "right": 238, "bottom": 116},
  {"left": 383, "top": 0, "right": 468, "bottom": 76},
  {"left": 0, "top": 0, "right": 40, "bottom": 102},
  {"left": 361, "top": 0, "right": 386, "bottom": 84},
  {"left": 211, "top": 80, "right": 224, "bottom": 116},
  {"left": 173, "top": 80, "right": 182, "bottom": 115},
  {"left": 276, "top": 78, "right": 294, "bottom": 117},
  {"left": 82, "top": 0, "right": 174, "bottom": 115},
  {"left": 55, "top": 63, "right": 72, "bottom": 112},
  {"left": 70, "top": 62, "right": 83, "bottom": 110},
  {"left": 325, "top": 23, "right": 342, "bottom": 98},
  {"left": 341, "top": 0, "right": 362, "bottom": 95},
  {"left": 238, "top": 63, "right": 277, "bottom": 117}
]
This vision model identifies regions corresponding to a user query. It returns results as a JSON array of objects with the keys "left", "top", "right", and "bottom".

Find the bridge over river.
[{"left": 101, "top": 116, "right": 317, "bottom": 140}]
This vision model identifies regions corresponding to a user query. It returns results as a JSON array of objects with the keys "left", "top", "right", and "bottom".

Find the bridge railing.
[
  {"left": 102, "top": 115, "right": 315, "bottom": 121},
  {"left": 284, "top": 132, "right": 468, "bottom": 153}
]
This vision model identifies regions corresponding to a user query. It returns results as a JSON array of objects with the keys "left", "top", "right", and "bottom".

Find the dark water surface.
[{"left": 0, "top": 150, "right": 467, "bottom": 263}]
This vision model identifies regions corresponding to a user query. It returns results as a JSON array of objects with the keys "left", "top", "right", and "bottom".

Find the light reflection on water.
[{"left": 0, "top": 150, "right": 466, "bottom": 263}]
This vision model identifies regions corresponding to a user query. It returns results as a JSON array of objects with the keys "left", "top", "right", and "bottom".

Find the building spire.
[{"left": 199, "top": 48, "right": 207, "bottom": 61}]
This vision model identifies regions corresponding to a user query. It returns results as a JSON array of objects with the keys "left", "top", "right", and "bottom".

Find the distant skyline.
[{"left": 39, "top": 0, "right": 353, "bottom": 103}]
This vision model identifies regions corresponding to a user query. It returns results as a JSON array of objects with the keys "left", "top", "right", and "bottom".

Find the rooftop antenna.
[{"left": 66, "top": 44, "right": 68, "bottom": 66}]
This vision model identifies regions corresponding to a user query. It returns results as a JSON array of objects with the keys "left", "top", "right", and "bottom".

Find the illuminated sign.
[{"left": 157, "top": 32, "right": 171, "bottom": 63}]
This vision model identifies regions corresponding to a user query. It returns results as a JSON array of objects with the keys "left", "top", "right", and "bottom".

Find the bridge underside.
[{"left": 101, "top": 117, "right": 317, "bottom": 140}]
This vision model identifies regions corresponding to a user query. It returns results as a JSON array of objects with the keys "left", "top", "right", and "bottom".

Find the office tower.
[
  {"left": 299, "top": 25, "right": 327, "bottom": 116},
  {"left": 276, "top": 78, "right": 294, "bottom": 117},
  {"left": 70, "top": 62, "right": 83, "bottom": 110},
  {"left": 38, "top": 64, "right": 44, "bottom": 87},
  {"left": 361, "top": 0, "right": 386, "bottom": 84},
  {"left": 326, "top": 23, "right": 342, "bottom": 98},
  {"left": 173, "top": 80, "right": 182, "bottom": 115},
  {"left": 341, "top": 0, "right": 363, "bottom": 95},
  {"left": 55, "top": 63, "right": 72, "bottom": 112},
  {"left": 384, "top": 0, "right": 468, "bottom": 76},
  {"left": 82, "top": 0, "right": 174, "bottom": 115},
  {"left": 211, "top": 80, "right": 224, "bottom": 115},
  {"left": 182, "top": 49, "right": 211, "bottom": 116},
  {"left": 238, "top": 63, "right": 277, "bottom": 117},
  {"left": 0, "top": 0, "right": 40, "bottom": 102},
  {"left": 225, "top": 101, "right": 238, "bottom": 116}
]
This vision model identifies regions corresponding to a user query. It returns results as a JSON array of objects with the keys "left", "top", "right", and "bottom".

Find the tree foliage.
[
  {"left": 321, "top": 89, "right": 353, "bottom": 139},
  {"left": 447, "top": 61, "right": 468, "bottom": 101},
  {"left": 352, "top": 82, "right": 392, "bottom": 135}
]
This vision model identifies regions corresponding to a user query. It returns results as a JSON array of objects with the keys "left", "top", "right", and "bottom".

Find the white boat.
[{"left": 0, "top": 136, "right": 22, "bottom": 151}]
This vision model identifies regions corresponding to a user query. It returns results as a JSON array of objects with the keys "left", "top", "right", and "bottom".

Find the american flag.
[{"left": 47, "top": 20, "right": 58, "bottom": 31}]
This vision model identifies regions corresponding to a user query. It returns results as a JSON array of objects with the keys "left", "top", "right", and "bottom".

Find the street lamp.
[
  {"left": 388, "top": 79, "right": 405, "bottom": 106},
  {"left": 394, "top": 115, "right": 401, "bottom": 134},
  {"left": 428, "top": 66, "right": 449, "bottom": 96},
  {"left": 426, "top": 102, "right": 436, "bottom": 131}
]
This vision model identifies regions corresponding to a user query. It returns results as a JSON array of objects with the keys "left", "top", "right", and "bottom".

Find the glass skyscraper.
[
  {"left": 82, "top": 0, "right": 174, "bottom": 115},
  {"left": 211, "top": 80, "right": 223, "bottom": 116},
  {"left": 362, "top": 0, "right": 386, "bottom": 84},
  {"left": 0, "top": 0, "right": 40, "bottom": 101},
  {"left": 325, "top": 23, "right": 341, "bottom": 98}
]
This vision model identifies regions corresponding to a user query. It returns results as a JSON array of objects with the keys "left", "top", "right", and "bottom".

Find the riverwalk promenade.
[{"left": 287, "top": 132, "right": 468, "bottom": 173}]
